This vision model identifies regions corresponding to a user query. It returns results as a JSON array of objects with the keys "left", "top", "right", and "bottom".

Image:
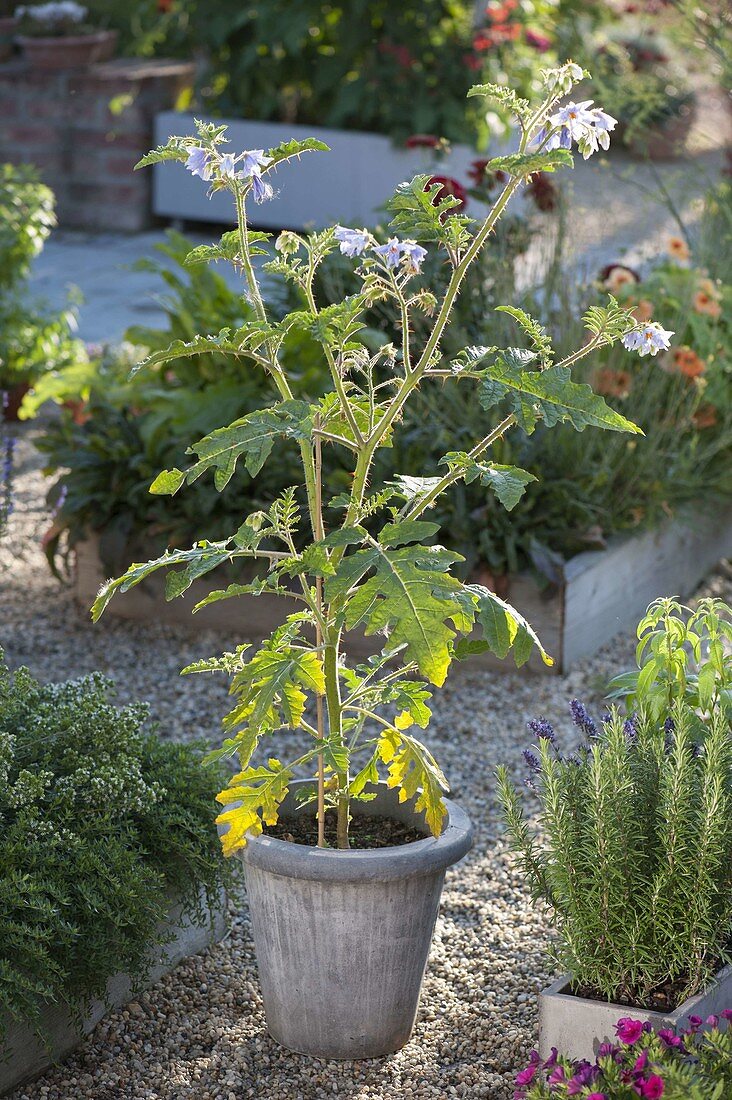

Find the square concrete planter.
[
  {"left": 0, "top": 886, "right": 226, "bottom": 1096},
  {"left": 74, "top": 501, "right": 732, "bottom": 673},
  {"left": 539, "top": 962, "right": 732, "bottom": 1062},
  {"left": 152, "top": 111, "right": 507, "bottom": 229}
]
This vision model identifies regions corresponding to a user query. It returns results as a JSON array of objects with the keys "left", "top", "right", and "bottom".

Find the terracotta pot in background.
[
  {"left": 16, "top": 29, "right": 117, "bottom": 71},
  {"left": 627, "top": 102, "right": 696, "bottom": 160},
  {"left": 2, "top": 382, "right": 30, "bottom": 422}
]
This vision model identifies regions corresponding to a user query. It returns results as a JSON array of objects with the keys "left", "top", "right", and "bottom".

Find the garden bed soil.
[
  {"left": 0, "top": 886, "right": 227, "bottom": 1097},
  {"left": 264, "top": 811, "right": 426, "bottom": 849},
  {"left": 75, "top": 500, "right": 732, "bottom": 673}
]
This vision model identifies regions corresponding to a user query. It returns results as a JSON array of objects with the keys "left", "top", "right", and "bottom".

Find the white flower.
[
  {"left": 17, "top": 1, "right": 87, "bottom": 21},
  {"left": 622, "top": 323, "right": 674, "bottom": 357},
  {"left": 542, "top": 62, "right": 584, "bottom": 96}
]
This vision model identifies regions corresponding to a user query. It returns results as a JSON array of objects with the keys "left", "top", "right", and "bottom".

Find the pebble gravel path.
[{"left": 2, "top": 425, "right": 730, "bottom": 1100}]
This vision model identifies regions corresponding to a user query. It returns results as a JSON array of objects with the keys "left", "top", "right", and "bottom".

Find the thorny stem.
[{"left": 313, "top": 415, "right": 326, "bottom": 848}]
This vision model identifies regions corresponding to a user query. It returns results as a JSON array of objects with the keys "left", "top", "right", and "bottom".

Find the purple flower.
[
  {"left": 615, "top": 1017, "right": 644, "bottom": 1045},
  {"left": 721, "top": 1009, "right": 732, "bottom": 1021},
  {"left": 537, "top": 100, "right": 618, "bottom": 160},
  {"left": 622, "top": 323, "right": 674, "bottom": 357},
  {"left": 543, "top": 1048, "right": 558, "bottom": 1069},
  {"left": 569, "top": 699, "right": 598, "bottom": 738},
  {"left": 664, "top": 717, "right": 675, "bottom": 735},
  {"left": 218, "top": 152, "right": 240, "bottom": 178},
  {"left": 624, "top": 714, "right": 639, "bottom": 743},
  {"left": 633, "top": 1051, "right": 649, "bottom": 1074},
  {"left": 515, "top": 1063, "right": 538, "bottom": 1088},
  {"left": 547, "top": 1064, "right": 566, "bottom": 1086},
  {"left": 523, "top": 749, "right": 541, "bottom": 773},
  {"left": 528, "top": 717, "right": 556, "bottom": 744},
  {"left": 658, "top": 1028, "right": 682, "bottom": 1049},
  {"left": 687, "top": 1015, "right": 703, "bottom": 1032},
  {"left": 374, "top": 237, "right": 403, "bottom": 268},
  {"left": 250, "top": 171, "right": 274, "bottom": 204},
  {"left": 597, "top": 1042, "right": 617, "bottom": 1059},
  {"left": 586, "top": 1094, "right": 607, "bottom": 1100},
  {"left": 185, "top": 146, "right": 213, "bottom": 180},
  {"left": 567, "top": 1062, "right": 596, "bottom": 1094},
  {"left": 334, "top": 226, "right": 370, "bottom": 257},
  {"left": 706, "top": 1014, "right": 719, "bottom": 1028}
]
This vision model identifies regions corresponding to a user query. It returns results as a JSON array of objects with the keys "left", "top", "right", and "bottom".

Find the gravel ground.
[{"left": 2, "top": 425, "right": 731, "bottom": 1100}]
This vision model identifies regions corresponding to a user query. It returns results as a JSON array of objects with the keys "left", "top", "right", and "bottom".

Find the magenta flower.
[
  {"left": 657, "top": 1029, "right": 682, "bottom": 1049},
  {"left": 706, "top": 1014, "right": 719, "bottom": 1028},
  {"left": 636, "top": 1075, "right": 664, "bottom": 1099},
  {"left": 515, "top": 1063, "right": 537, "bottom": 1088},
  {"left": 547, "top": 1064, "right": 566, "bottom": 1086},
  {"left": 633, "top": 1051, "right": 649, "bottom": 1074},
  {"left": 721, "top": 1009, "right": 732, "bottom": 1021},
  {"left": 616, "top": 1018, "right": 645, "bottom": 1044},
  {"left": 587, "top": 1094, "right": 607, "bottom": 1100},
  {"left": 597, "top": 1042, "right": 617, "bottom": 1058},
  {"left": 687, "top": 1015, "right": 703, "bottom": 1032},
  {"left": 543, "top": 1047, "right": 558, "bottom": 1069}
]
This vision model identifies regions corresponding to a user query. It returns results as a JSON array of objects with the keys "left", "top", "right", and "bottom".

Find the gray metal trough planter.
[
  {"left": 0, "top": 887, "right": 227, "bottom": 1096},
  {"left": 538, "top": 963, "right": 732, "bottom": 1062},
  {"left": 225, "top": 781, "right": 472, "bottom": 1060}
]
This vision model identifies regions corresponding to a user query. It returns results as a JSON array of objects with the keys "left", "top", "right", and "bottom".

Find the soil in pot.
[
  {"left": 264, "top": 810, "right": 425, "bottom": 849},
  {"left": 570, "top": 955, "right": 727, "bottom": 1013}
]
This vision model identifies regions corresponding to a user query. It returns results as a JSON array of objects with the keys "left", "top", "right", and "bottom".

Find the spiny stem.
[{"left": 313, "top": 416, "right": 326, "bottom": 848}]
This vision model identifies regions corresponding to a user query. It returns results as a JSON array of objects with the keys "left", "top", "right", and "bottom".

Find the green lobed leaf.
[
  {"left": 216, "top": 760, "right": 293, "bottom": 854},
  {"left": 378, "top": 728, "right": 449, "bottom": 837},
  {"left": 326, "top": 541, "right": 472, "bottom": 686},
  {"left": 459, "top": 584, "right": 553, "bottom": 668},
  {"left": 386, "top": 174, "right": 473, "bottom": 248},
  {"left": 440, "top": 453, "right": 537, "bottom": 511},
  {"left": 264, "top": 137, "right": 330, "bottom": 170},
  {"left": 486, "top": 149, "right": 574, "bottom": 178},
  {"left": 477, "top": 358, "right": 642, "bottom": 436}
]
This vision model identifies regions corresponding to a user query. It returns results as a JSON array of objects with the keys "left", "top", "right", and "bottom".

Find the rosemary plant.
[{"left": 93, "top": 64, "right": 656, "bottom": 851}]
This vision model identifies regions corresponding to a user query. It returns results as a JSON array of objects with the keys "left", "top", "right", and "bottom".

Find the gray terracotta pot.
[
  {"left": 17, "top": 29, "right": 116, "bottom": 70},
  {"left": 232, "top": 781, "right": 472, "bottom": 1059}
]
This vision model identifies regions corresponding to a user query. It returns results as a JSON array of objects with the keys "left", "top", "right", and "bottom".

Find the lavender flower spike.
[
  {"left": 569, "top": 699, "right": 598, "bottom": 738},
  {"left": 527, "top": 717, "right": 556, "bottom": 744}
]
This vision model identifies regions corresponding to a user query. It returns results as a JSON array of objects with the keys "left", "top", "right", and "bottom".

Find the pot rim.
[
  {"left": 16, "top": 29, "right": 115, "bottom": 46},
  {"left": 234, "top": 780, "right": 473, "bottom": 883}
]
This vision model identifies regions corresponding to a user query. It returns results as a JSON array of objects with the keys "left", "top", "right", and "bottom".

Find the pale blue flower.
[
  {"left": 373, "top": 238, "right": 428, "bottom": 273},
  {"left": 250, "top": 171, "right": 274, "bottom": 204},
  {"left": 537, "top": 101, "right": 617, "bottom": 160},
  {"left": 401, "top": 241, "right": 427, "bottom": 273},
  {"left": 622, "top": 323, "right": 674, "bottom": 357},
  {"left": 185, "top": 147, "right": 213, "bottom": 181},
  {"left": 374, "top": 238, "right": 403, "bottom": 268},
  {"left": 238, "top": 149, "right": 272, "bottom": 175},
  {"left": 334, "top": 226, "right": 370, "bottom": 257},
  {"left": 219, "top": 153, "right": 241, "bottom": 179}
]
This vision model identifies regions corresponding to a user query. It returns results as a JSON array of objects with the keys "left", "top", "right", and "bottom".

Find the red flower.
[
  {"left": 157, "top": 0, "right": 173, "bottom": 10},
  {"left": 426, "top": 175, "right": 467, "bottom": 212},
  {"left": 405, "top": 134, "right": 440, "bottom": 149},
  {"left": 526, "top": 171, "right": 557, "bottom": 212},
  {"left": 473, "top": 32, "right": 495, "bottom": 51},
  {"left": 526, "top": 28, "right": 552, "bottom": 52},
  {"left": 464, "top": 53, "right": 483, "bottom": 71},
  {"left": 468, "top": 159, "right": 507, "bottom": 190}
]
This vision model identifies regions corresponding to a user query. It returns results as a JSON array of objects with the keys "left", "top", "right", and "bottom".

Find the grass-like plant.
[
  {"left": 0, "top": 653, "right": 230, "bottom": 1040},
  {"left": 92, "top": 64, "right": 660, "bottom": 851},
  {"left": 499, "top": 600, "right": 732, "bottom": 1008}
]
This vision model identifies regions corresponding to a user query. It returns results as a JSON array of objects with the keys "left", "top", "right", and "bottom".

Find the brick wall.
[{"left": 0, "top": 58, "right": 194, "bottom": 231}]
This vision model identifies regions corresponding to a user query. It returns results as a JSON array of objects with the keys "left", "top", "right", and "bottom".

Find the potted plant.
[
  {"left": 93, "top": 63, "right": 664, "bottom": 1058},
  {"left": 499, "top": 596, "right": 732, "bottom": 1063},
  {"left": 515, "top": 1012, "right": 732, "bottom": 1098},
  {"left": 14, "top": 2, "right": 116, "bottom": 70}
]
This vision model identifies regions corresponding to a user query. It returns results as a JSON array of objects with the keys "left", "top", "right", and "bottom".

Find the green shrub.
[
  {"left": 498, "top": 599, "right": 732, "bottom": 1008},
  {"left": 0, "top": 653, "right": 231, "bottom": 1040},
  {"left": 0, "top": 165, "right": 85, "bottom": 391}
]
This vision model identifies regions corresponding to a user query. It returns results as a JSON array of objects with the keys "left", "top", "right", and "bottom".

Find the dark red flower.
[
  {"left": 405, "top": 134, "right": 440, "bottom": 149},
  {"left": 526, "top": 171, "right": 557, "bottom": 212},
  {"left": 526, "top": 28, "right": 552, "bottom": 52},
  {"left": 473, "top": 32, "right": 495, "bottom": 51},
  {"left": 426, "top": 175, "right": 467, "bottom": 212}
]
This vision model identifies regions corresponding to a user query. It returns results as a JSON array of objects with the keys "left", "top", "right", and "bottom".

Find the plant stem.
[{"left": 313, "top": 416, "right": 326, "bottom": 847}]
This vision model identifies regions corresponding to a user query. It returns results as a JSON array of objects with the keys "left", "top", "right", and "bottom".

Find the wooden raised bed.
[
  {"left": 75, "top": 501, "right": 732, "bottom": 673},
  {"left": 0, "top": 887, "right": 226, "bottom": 1096}
]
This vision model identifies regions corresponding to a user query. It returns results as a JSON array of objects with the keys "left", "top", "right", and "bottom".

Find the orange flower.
[
  {"left": 670, "top": 346, "right": 706, "bottom": 378},
  {"left": 594, "top": 368, "right": 632, "bottom": 398},
  {"left": 698, "top": 276, "right": 719, "bottom": 298},
  {"left": 693, "top": 290, "right": 722, "bottom": 318},
  {"left": 667, "top": 236, "right": 689, "bottom": 262},
  {"left": 630, "top": 299, "right": 654, "bottom": 322},
  {"left": 603, "top": 266, "right": 638, "bottom": 292},
  {"left": 692, "top": 404, "right": 717, "bottom": 429}
]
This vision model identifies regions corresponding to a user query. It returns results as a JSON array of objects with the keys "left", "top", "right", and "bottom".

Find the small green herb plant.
[
  {"left": 499, "top": 599, "right": 732, "bottom": 1008},
  {"left": 0, "top": 653, "right": 230, "bottom": 1041},
  {"left": 93, "top": 65, "right": 654, "bottom": 853}
]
